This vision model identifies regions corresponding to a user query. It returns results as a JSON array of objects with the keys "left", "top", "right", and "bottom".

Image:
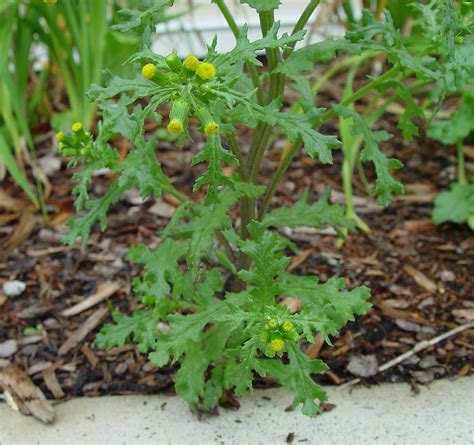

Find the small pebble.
[
  {"left": 419, "top": 355, "right": 438, "bottom": 369},
  {"left": 0, "top": 340, "right": 18, "bottom": 358},
  {"left": 346, "top": 354, "right": 378, "bottom": 377},
  {"left": 437, "top": 270, "right": 455, "bottom": 282},
  {"left": 395, "top": 319, "right": 421, "bottom": 333},
  {"left": 412, "top": 370, "right": 435, "bottom": 383},
  {"left": 2, "top": 280, "right": 26, "bottom": 298}
]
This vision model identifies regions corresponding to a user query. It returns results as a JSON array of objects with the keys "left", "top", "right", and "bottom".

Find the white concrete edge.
[{"left": 1, "top": 377, "right": 473, "bottom": 445}]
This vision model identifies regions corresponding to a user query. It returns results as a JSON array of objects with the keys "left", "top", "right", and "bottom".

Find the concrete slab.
[{"left": 1, "top": 377, "right": 473, "bottom": 445}]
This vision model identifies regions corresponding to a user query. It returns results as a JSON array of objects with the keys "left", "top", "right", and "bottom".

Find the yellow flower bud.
[
  {"left": 196, "top": 107, "right": 218, "bottom": 137},
  {"left": 282, "top": 320, "right": 294, "bottom": 332},
  {"left": 204, "top": 122, "right": 219, "bottom": 136},
  {"left": 270, "top": 338, "right": 285, "bottom": 352},
  {"left": 184, "top": 55, "right": 199, "bottom": 71},
  {"left": 142, "top": 63, "right": 157, "bottom": 79},
  {"left": 72, "top": 122, "right": 83, "bottom": 133},
  {"left": 196, "top": 62, "right": 216, "bottom": 80},
  {"left": 167, "top": 119, "right": 185, "bottom": 135},
  {"left": 165, "top": 52, "right": 182, "bottom": 72},
  {"left": 43, "top": 0, "right": 57, "bottom": 3},
  {"left": 168, "top": 100, "right": 190, "bottom": 135},
  {"left": 56, "top": 131, "right": 64, "bottom": 142}
]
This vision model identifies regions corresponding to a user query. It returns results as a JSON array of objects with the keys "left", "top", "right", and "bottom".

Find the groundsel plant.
[{"left": 60, "top": 1, "right": 472, "bottom": 415}]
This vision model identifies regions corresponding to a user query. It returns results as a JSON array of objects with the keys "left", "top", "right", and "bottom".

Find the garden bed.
[{"left": 1, "top": 82, "right": 472, "bottom": 406}]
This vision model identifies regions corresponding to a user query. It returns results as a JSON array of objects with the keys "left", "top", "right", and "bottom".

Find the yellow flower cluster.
[
  {"left": 141, "top": 56, "right": 216, "bottom": 82},
  {"left": 183, "top": 56, "right": 216, "bottom": 81},
  {"left": 263, "top": 318, "right": 298, "bottom": 354}
]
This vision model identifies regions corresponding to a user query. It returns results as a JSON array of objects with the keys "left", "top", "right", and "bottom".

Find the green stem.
[
  {"left": 259, "top": 10, "right": 280, "bottom": 103},
  {"left": 357, "top": 159, "right": 372, "bottom": 195},
  {"left": 216, "top": 232, "right": 235, "bottom": 262},
  {"left": 258, "top": 141, "right": 300, "bottom": 219},
  {"left": 240, "top": 9, "right": 280, "bottom": 242},
  {"left": 456, "top": 140, "right": 467, "bottom": 185},
  {"left": 227, "top": 132, "right": 249, "bottom": 181},
  {"left": 311, "top": 53, "right": 374, "bottom": 95},
  {"left": 246, "top": 11, "right": 280, "bottom": 182},
  {"left": 247, "top": 1, "right": 321, "bottom": 189},
  {"left": 248, "top": 126, "right": 273, "bottom": 181},
  {"left": 342, "top": 159, "right": 371, "bottom": 233},
  {"left": 213, "top": 0, "right": 264, "bottom": 105}
]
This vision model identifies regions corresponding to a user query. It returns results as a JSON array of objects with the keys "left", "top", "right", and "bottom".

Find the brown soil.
[{"left": 1, "top": 79, "right": 473, "bottom": 404}]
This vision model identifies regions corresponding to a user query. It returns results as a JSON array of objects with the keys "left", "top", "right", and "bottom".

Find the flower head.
[
  {"left": 195, "top": 107, "right": 218, "bottom": 137},
  {"left": 56, "top": 131, "right": 64, "bottom": 142},
  {"left": 167, "top": 119, "right": 185, "bottom": 135},
  {"left": 282, "top": 320, "right": 294, "bottom": 332},
  {"left": 197, "top": 62, "right": 216, "bottom": 80},
  {"left": 80, "top": 146, "right": 91, "bottom": 157},
  {"left": 165, "top": 52, "right": 182, "bottom": 72},
  {"left": 204, "top": 122, "right": 219, "bottom": 136},
  {"left": 267, "top": 319, "right": 278, "bottom": 330},
  {"left": 168, "top": 100, "right": 190, "bottom": 135},
  {"left": 270, "top": 338, "right": 285, "bottom": 352},
  {"left": 71, "top": 122, "right": 83, "bottom": 133},
  {"left": 142, "top": 63, "right": 157, "bottom": 79},
  {"left": 184, "top": 55, "right": 199, "bottom": 71}
]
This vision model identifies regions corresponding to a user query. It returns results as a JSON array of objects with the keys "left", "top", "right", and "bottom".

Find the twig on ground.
[
  {"left": 58, "top": 307, "right": 109, "bottom": 355},
  {"left": 60, "top": 282, "right": 120, "bottom": 317}
]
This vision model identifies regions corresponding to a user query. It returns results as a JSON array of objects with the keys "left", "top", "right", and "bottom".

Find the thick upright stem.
[
  {"left": 247, "top": 2, "right": 322, "bottom": 187},
  {"left": 227, "top": 132, "right": 249, "bottom": 181},
  {"left": 246, "top": 11, "right": 280, "bottom": 182}
]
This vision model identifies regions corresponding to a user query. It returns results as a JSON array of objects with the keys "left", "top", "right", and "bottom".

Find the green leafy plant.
[
  {"left": 428, "top": 81, "right": 474, "bottom": 230},
  {"left": 324, "top": 0, "right": 473, "bottom": 235},
  {"left": 0, "top": 0, "right": 43, "bottom": 208},
  {"left": 0, "top": 0, "right": 142, "bottom": 210},
  {"left": 60, "top": 1, "right": 469, "bottom": 415},
  {"left": 27, "top": 0, "right": 144, "bottom": 130},
  {"left": 421, "top": 5, "right": 474, "bottom": 230}
]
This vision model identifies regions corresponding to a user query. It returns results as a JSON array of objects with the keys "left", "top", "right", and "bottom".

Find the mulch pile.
[{"left": 0, "top": 76, "right": 473, "bottom": 411}]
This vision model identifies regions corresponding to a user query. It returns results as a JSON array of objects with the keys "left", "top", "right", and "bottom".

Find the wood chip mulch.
[{"left": 0, "top": 91, "right": 473, "bottom": 410}]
